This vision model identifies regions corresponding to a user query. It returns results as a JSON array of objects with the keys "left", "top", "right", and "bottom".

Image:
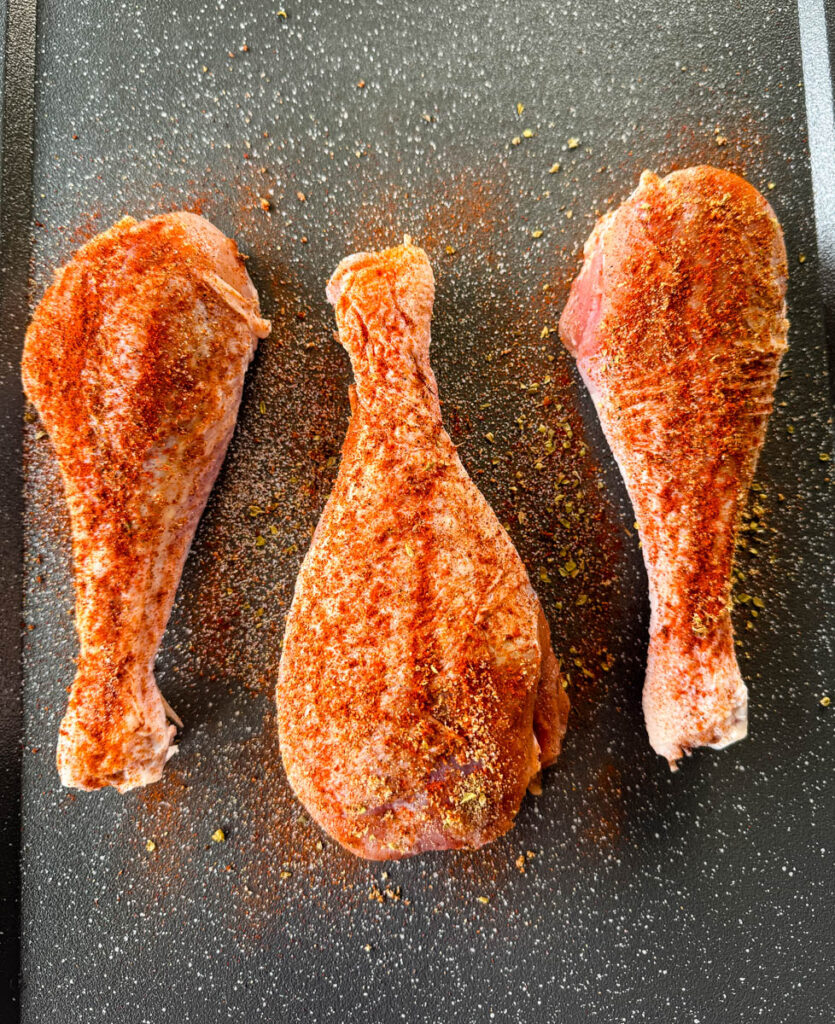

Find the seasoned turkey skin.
[
  {"left": 560, "top": 167, "right": 788, "bottom": 766},
  {"left": 22, "top": 213, "right": 270, "bottom": 792},
  {"left": 277, "top": 242, "right": 569, "bottom": 859}
]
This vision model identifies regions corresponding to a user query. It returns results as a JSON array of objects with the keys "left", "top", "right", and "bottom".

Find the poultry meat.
[
  {"left": 560, "top": 167, "right": 788, "bottom": 766},
  {"left": 22, "top": 212, "right": 270, "bottom": 791},
  {"left": 277, "top": 241, "right": 569, "bottom": 858}
]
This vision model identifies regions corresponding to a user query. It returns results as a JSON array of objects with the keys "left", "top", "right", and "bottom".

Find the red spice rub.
[
  {"left": 560, "top": 166, "right": 788, "bottom": 765},
  {"left": 277, "top": 242, "right": 569, "bottom": 859},
  {"left": 22, "top": 213, "right": 270, "bottom": 791}
]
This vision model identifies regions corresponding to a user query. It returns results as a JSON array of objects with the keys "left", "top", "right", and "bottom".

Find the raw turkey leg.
[
  {"left": 22, "top": 213, "right": 270, "bottom": 791},
  {"left": 277, "top": 241, "right": 569, "bottom": 858},
  {"left": 560, "top": 167, "right": 788, "bottom": 766}
]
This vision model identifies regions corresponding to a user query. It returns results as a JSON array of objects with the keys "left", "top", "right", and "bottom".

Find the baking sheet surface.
[{"left": 19, "top": 2, "right": 835, "bottom": 1021}]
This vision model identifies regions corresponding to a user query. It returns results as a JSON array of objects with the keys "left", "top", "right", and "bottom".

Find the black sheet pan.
[{"left": 2, "top": 1, "right": 834, "bottom": 1021}]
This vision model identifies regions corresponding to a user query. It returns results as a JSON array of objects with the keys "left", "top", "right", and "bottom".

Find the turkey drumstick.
[
  {"left": 22, "top": 213, "right": 270, "bottom": 791},
  {"left": 560, "top": 167, "right": 788, "bottom": 766},
  {"left": 277, "top": 241, "right": 569, "bottom": 859}
]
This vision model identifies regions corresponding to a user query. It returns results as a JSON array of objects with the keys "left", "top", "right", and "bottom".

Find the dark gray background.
[{"left": 6, "top": 1, "right": 835, "bottom": 1021}]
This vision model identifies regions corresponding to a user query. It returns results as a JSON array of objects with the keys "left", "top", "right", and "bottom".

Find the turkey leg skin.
[
  {"left": 560, "top": 167, "right": 788, "bottom": 767},
  {"left": 22, "top": 213, "right": 270, "bottom": 792},
  {"left": 277, "top": 242, "right": 569, "bottom": 859}
]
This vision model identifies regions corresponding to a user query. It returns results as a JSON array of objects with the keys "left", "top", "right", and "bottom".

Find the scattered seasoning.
[
  {"left": 820, "top": 452, "right": 830, "bottom": 461},
  {"left": 296, "top": 191, "right": 306, "bottom": 202},
  {"left": 522, "top": 128, "right": 534, "bottom": 139},
  {"left": 476, "top": 895, "right": 490, "bottom": 904},
  {"left": 357, "top": 80, "right": 365, "bottom": 88},
  {"left": 368, "top": 883, "right": 403, "bottom": 903},
  {"left": 259, "top": 197, "right": 271, "bottom": 212},
  {"left": 511, "top": 136, "right": 521, "bottom": 146},
  {"left": 531, "top": 229, "right": 543, "bottom": 239},
  {"left": 277, "top": 8, "right": 287, "bottom": 17},
  {"left": 516, "top": 102, "right": 524, "bottom": 115},
  {"left": 820, "top": 696, "right": 831, "bottom": 707},
  {"left": 145, "top": 840, "right": 156, "bottom": 852},
  {"left": 211, "top": 828, "right": 225, "bottom": 843},
  {"left": 445, "top": 244, "right": 456, "bottom": 255},
  {"left": 549, "top": 162, "right": 561, "bottom": 173},
  {"left": 280, "top": 869, "right": 292, "bottom": 879},
  {"left": 767, "top": 182, "right": 775, "bottom": 190},
  {"left": 567, "top": 137, "right": 579, "bottom": 149}
]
